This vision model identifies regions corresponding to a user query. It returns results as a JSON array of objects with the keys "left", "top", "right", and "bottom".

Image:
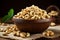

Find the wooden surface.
[
  {"left": 36, "top": 37, "right": 60, "bottom": 40},
  {"left": 0, "top": 38, "right": 10, "bottom": 40},
  {"left": 0, "top": 26, "right": 60, "bottom": 40},
  {"left": 0, "top": 36, "right": 60, "bottom": 40}
]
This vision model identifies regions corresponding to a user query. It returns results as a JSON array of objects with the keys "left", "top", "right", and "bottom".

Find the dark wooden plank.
[{"left": 36, "top": 37, "right": 60, "bottom": 40}]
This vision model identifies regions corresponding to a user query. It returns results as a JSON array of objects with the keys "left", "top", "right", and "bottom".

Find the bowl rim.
[{"left": 12, "top": 17, "right": 52, "bottom": 23}]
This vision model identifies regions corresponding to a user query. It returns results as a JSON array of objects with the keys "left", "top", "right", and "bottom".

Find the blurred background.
[{"left": 0, "top": 0, "right": 60, "bottom": 17}]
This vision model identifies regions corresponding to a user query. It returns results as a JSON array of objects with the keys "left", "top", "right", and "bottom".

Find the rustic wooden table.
[
  {"left": 0, "top": 26, "right": 60, "bottom": 40},
  {"left": 0, "top": 37, "right": 60, "bottom": 40},
  {"left": 0, "top": 38, "right": 9, "bottom": 40}
]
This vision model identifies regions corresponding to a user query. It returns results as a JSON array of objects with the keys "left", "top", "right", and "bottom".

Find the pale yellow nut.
[
  {"left": 47, "top": 30, "right": 52, "bottom": 33},
  {"left": 50, "top": 32, "right": 54, "bottom": 36},
  {"left": 50, "top": 22, "right": 56, "bottom": 26},
  {"left": 48, "top": 13, "right": 51, "bottom": 15},
  {"left": 13, "top": 31, "right": 17, "bottom": 34},
  {"left": 38, "top": 17, "right": 41, "bottom": 19},
  {"left": 42, "top": 32, "right": 46, "bottom": 36},
  {"left": 35, "top": 15, "right": 40, "bottom": 20},
  {"left": 13, "top": 16, "right": 16, "bottom": 18},
  {"left": 16, "top": 33, "right": 20, "bottom": 36},
  {"left": 42, "top": 16, "right": 46, "bottom": 19},
  {"left": 38, "top": 12, "right": 42, "bottom": 16},
  {"left": 42, "top": 14, "right": 47, "bottom": 17},
  {"left": 47, "top": 31, "right": 54, "bottom": 36},
  {"left": 17, "top": 31, "right": 20, "bottom": 33},
  {"left": 31, "top": 16, "right": 35, "bottom": 20},
  {"left": 25, "top": 9, "right": 29, "bottom": 12},
  {"left": 52, "top": 13, "right": 58, "bottom": 16},
  {"left": 10, "top": 26, "right": 14, "bottom": 29},
  {"left": 19, "top": 15, "right": 22, "bottom": 18},
  {"left": 26, "top": 32, "right": 30, "bottom": 37},
  {"left": 55, "top": 12, "right": 58, "bottom": 16},
  {"left": 26, "top": 7, "right": 30, "bottom": 10},
  {"left": 11, "top": 26, "right": 16, "bottom": 30},
  {"left": 47, "top": 15, "right": 50, "bottom": 18},
  {"left": 22, "top": 11, "right": 27, "bottom": 15},
  {"left": 41, "top": 13, "right": 44, "bottom": 16},
  {"left": 43, "top": 13, "right": 47, "bottom": 16},
  {"left": 42, "top": 32, "right": 50, "bottom": 36},
  {"left": 24, "top": 14, "right": 30, "bottom": 19},
  {"left": 45, "top": 14, "right": 50, "bottom": 19},
  {"left": 10, "top": 25, "right": 16, "bottom": 28},
  {"left": 49, "top": 13, "right": 57, "bottom": 16},
  {"left": 35, "top": 12, "right": 39, "bottom": 15},
  {"left": 43, "top": 30, "right": 55, "bottom": 37},
  {"left": 22, "top": 16, "right": 25, "bottom": 19},
  {"left": 0, "top": 28, "right": 3, "bottom": 32},
  {"left": 24, "top": 9, "right": 29, "bottom": 11},
  {"left": 46, "top": 33, "right": 50, "bottom": 36},
  {"left": 43, "top": 32, "right": 49, "bottom": 36},
  {"left": 5, "top": 30, "right": 11, "bottom": 34},
  {"left": 24, "top": 17, "right": 29, "bottom": 20},
  {"left": 51, "top": 11, "right": 58, "bottom": 14},
  {"left": 16, "top": 32, "right": 20, "bottom": 36},
  {"left": 18, "top": 12, "right": 22, "bottom": 15},
  {"left": 29, "top": 11, "right": 34, "bottom": 16},
  {"left": 31, "top": 5, "right": 35, "bottom": 7},
  {"left": 14, "top": 27, "right": 19, "bottom": 31},
  {"left": 0, "top": 28, "right": 3, "bottom": 31},
  {"left": 12, "top": 28, "right": 16, "bottom": 31},
  {"left": 13, "top": 31, "right": 20, "bottom": 36},
  {"left": 20, "top": 32, "right": 27, "bottom": 38},
  {"left": 48, "top": 11, "right": 58, "bottom": 16},
  {"left": 8, "top": 29, "right": 12, "bottom": 31},
  {"left": 17, "top": 13, "right": 20, "bottom": 16},
  {"left": 35, "top": 15, "right": 39, "bottom": 17},
  {"left": 16, "top": 17, "right": 19, "bottom": 19},
  {"left": 13, "top": 32, "right": 18, "bottom": 36},
  {"left": 14, "top": 15, "right": 18, "bottom": 18}
]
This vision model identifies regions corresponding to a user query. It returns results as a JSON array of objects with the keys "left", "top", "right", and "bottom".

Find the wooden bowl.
[{"left": 12, "top": 18, "right": 52, "bottom": 34}]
